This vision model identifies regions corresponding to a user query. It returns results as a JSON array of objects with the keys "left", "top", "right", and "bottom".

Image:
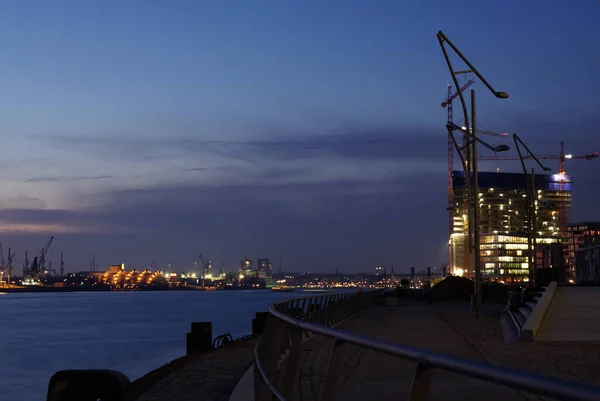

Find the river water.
[{"left": 0, "top": 290, "right": 304, "bottom": 401}]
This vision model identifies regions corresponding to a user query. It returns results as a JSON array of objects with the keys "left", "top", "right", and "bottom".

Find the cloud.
[
  {"left": 0, "top": 174, "right": 448, "bottom": 273},
  {"left": 4, "top": 122, "right": 453, "bottom": 272},
  {"left": 24, "top": 175, "right": 114, "bottom": 183},
  {"left": 28, "top": 125, "right": 448, "bottom": 193},
  {"left": 0, "top": 194, "right": 47, "bottom": 210},
  {"left": 33, "top": 123, "right": 445, "bottom": 162},
  {"left": 0, "top": 208, "right": 130, "bottom": 235}
]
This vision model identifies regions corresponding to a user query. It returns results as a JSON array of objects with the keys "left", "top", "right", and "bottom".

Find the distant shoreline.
[
  {"left": 0, "top": 286, "right": 231, "bottom": 293},
  {"left": 0, "top": 286, "right": 344, "bottom": 294}
]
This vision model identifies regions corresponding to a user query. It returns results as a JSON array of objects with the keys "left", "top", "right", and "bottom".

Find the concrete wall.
[{"left": 520, "top": 282, "right": 558, "bottom": 341}]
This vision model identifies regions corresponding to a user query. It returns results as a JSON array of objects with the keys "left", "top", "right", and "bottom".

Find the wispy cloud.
[
  {"left": 32, "top": 123, "right": 444, "bottom": 162},
  {"left": 24, "top": 175, "right": 115, "bottom": 183},
  {"left": 0, "top": 175, "right": 448, "bottom": 271},
  {"left": 30, "top": 125, "right": 447, "bottom": 186}
]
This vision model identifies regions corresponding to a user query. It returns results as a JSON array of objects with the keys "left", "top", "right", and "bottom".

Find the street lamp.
[
  {"left": 438, "top": 31, "right": 510, "bottom": 319},
  {"left": 512, "top": 134, "right": 551, "bottom": 287},
  {"left": 447, "top": 123, "right": 510, "bottom": 290},
  {"left": 447, "top": 123, "right": 510, "bottom": 154}
]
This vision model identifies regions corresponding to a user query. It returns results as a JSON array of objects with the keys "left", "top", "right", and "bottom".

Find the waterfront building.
[
  {"left": 257, "top": 259, "right": 273, "bottom": 276},
  {"left": 450, "top": 171, "right": 570, "bottom": 283},
  {"left": 535, "top": 242, "right": 566, "bottom": 285},
  {"left": 575, "top": 244, "right": 600, "bottom": 284},
  {"left": 107, "top": 264, "right": 125, "bottom": 274},
  {"left": 562, "top": 222, "right": 600, "bottom": 278}
]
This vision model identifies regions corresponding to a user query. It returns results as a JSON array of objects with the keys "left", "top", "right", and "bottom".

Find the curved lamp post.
[
  {"left": 447, "top": 123, "right": 510, "bottom": 289},
  {"left": 512, "top": 134, "right": 551, "bottom": 287},
  {"left": 438, "top": 31, "right": 509, "bottom": 318}
]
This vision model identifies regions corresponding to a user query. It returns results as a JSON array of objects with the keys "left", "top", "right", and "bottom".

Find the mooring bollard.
[
  {"left": 46, "top": 369, "right": 130, "bottom": 401},
  {"left": 252, "top": 312, "right": 269, "bottom": 336},
  {"left": 186, "top": 322, "right": 213, "bottom": 355}
]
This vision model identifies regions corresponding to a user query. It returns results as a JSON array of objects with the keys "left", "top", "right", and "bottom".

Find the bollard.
[
  {"left": 186, "top": 322, "right": 213, "bottom": 355},
  {"left": 46, "top": 369, "right": 130, "bottom": 401},
  {"left": 252, "top": 312, "right": 269, "bottom": 336}
]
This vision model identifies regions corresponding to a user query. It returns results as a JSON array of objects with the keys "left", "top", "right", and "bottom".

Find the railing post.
[
  {"left": 407, "top": 363, "right": 431, "bottom": 401},
  {"left": 319, "top": 296, "right": 328, "bottom": 326},
  {"left": 319, "top": 338, "right": 347, "bottom": 401},
  {"left": 256, "top": 317, "right": 287, "bottom": 401},
  {"left": 279, "top": 327, "right": 303, "bottom": 400}
]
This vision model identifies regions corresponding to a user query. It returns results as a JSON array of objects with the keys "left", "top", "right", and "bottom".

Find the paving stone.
[
  {"left": 133, "top": 302, "right": 600, "bottom": 401},
  {"left": 287, "top": 303, "right": 600, "bottom": 401},
  {"left": 132, "top": 339, "right": 256, "bottom": 401}
]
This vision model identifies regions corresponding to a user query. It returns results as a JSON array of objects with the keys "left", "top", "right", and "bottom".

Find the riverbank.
[{"left": 0, "top": 286, "right": 243, "bottom": 293}]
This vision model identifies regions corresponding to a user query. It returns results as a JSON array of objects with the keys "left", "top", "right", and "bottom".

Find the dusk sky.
[{"left": 0, "top": 1, "right": 598, "bottom": 274}]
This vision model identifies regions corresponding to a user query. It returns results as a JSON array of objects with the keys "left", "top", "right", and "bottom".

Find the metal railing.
[{"left": 254, "top": 290, "right": 600, "bottom": 401}]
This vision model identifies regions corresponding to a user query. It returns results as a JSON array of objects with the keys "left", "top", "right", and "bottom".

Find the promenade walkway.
[
  {"left": 132, "top": 299, "right": 600, "bottom": 401},
  {"left": 537, "top": 287, "right": 600, "bottom": 341},
  {"left": 288, "top": 302, "right": 600, "bottom": 401},
  {"left": 131, "top": 338, "right": 256, "bottom": 401}
]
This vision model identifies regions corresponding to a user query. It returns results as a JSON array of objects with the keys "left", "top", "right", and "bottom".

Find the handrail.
[{"left": 253, "top": 290, "right": 600, "bottom": 401}]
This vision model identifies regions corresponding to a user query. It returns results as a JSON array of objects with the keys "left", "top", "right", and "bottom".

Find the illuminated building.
[
  {"left": 479, "top": 234, "right": 558, "bottom": 282},
  {"left": 257, "top": 259, "right": 273, "bottom": 275},
  {"left": 450, "top": 171, "right": 570, "bottom": 282},
  {"left": 107, "top": 264, "right": 124, "bottom": 274},
  {"left": 563, "top": 222, "right": 600, "bottom": 278}
]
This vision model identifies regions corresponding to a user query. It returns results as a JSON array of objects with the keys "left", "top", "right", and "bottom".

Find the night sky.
[{"left": 0, "top": 1, "right": 598, "bottom": 273}]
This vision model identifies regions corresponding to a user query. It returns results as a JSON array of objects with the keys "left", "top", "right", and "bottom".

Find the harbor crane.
[
  {"left": 39, "top": 236, "right": 54, "bottom": 275},
  {"left": 60, "top": 251, "right": 65, "bottom": 277},
  {"left": 29, "top": 236, "right": 54, "bottom": 280},
  {"left": 0, "top": 246, "right": 15, "bottom": 287},
  {"left": 47, "top": 261, "right": 56, "bottom": 277},
  {"left": 0, "top": 244, "right": 5, "bottom": 285},
  {"left": 198, "top": 254, "right": 212, "bottom": 277},
  {"left": 23, "top": 250, "right": 29, "bottom": 277},
  {"left": 6, "top": 247, "right": 15, "bottom": 287},
  {"left": 479, "top": 141, "right": 599, "bottom": 226}
]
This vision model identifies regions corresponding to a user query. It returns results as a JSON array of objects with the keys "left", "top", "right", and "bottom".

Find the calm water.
[{"left": 0, "top": 290, "right": 302, "bottom": 401}]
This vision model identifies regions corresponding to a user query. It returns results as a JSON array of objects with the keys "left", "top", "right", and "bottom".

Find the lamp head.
[
  {"left": 493, "top": 144, "right": 510, "bottom": 153},
  {"left": 543, "top": 167, "right": 552, "bottom": 172},
  {"left": 495, "top": 91, "right": 510, "bottom": 99}
]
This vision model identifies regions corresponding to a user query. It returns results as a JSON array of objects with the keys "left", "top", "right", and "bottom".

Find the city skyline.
[{"left": 0, "top": 1, "right": 599, "bottom": 272}]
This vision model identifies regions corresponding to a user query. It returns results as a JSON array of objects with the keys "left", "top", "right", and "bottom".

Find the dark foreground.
[{"left": 126, "top": 301, "right": 600, "bottom": 401}]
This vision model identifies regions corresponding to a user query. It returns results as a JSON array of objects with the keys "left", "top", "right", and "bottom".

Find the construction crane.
[
  {"left": 479, "top": 141, "right": 599, "bottom": 226},
  {"left": 443, "top": 80, "right": 508, "bottom": 236}
]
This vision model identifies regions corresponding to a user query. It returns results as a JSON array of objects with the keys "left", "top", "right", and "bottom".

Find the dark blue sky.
[{"left": 0, "top": 1, "right": 598, "bottom": 273}]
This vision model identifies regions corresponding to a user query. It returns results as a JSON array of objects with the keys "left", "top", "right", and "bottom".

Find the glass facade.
[
  {"left": 563, "top": 223, "right": 600, "bottom": 278},
  {"left": 480, "top": 234, "right": 558, "bottom": 283},
  {"left": 450, "top": 171, "right": 571, "bottom": 282}
]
